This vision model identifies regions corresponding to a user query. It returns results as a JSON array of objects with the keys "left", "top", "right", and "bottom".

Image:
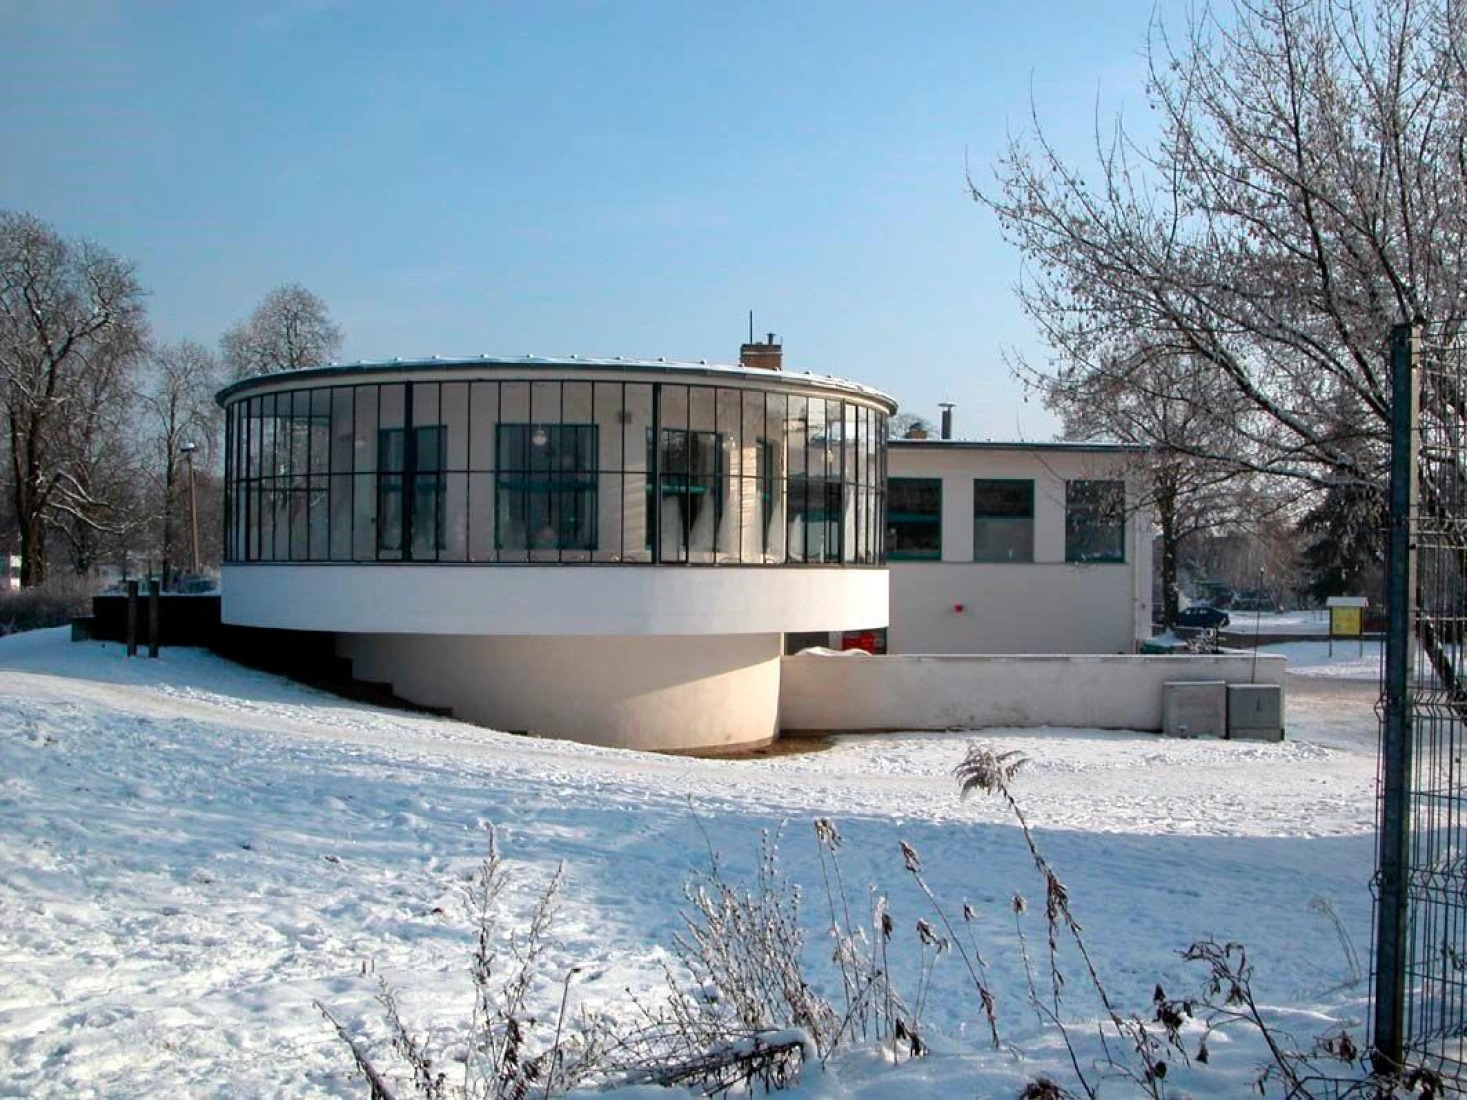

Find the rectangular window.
[
  {"left": 377, "top": 424, "right": 446, "bottom": 556},
  {"left": 410, "top": 425, "right": 446, "bottom": 559},
  {"left": 648, "top": 428, "right": 724, "bottom": 561},
  {"left": 789, "top": 476, "right": 842, "bottom": 562},
  {"left": 495, "top": 424, "right": 598, "bottom": 551},
  {"left": 887, "top": 477, "right": 942, "bottom": 560},
  {"left": 1065, "top": 479, "right": 1126, "bottom": 563},
  {"left": 973, "top": 479, "right": 1034, "bottom": 562}
]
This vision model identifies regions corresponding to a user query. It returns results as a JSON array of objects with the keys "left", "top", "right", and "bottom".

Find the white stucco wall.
[
  {"left": 886, "top": 443, "right": 1153, "bottom": 654},
  {"left": 339, "top": 631, "right": 781, "bottom": 752},
  {"left": 888, "top": 564, "right": 1138, "bottom": 653},
  {"left": 778, "top": 652, "right": 1285, "bottom": 733},
  {"left": 221, "top": 564, "right": 888, "bottom": 636}
]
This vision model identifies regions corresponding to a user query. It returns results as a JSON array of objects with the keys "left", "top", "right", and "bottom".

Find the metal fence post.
[
  {"left": 125, "top": 579, "right": 139, "bottom": 658},
  {"left": 1373, "top": 321, "right": 1420, "bottom": 1072},
  {"left": 146, "top": 578, "right": 160, "bottom": 659}
]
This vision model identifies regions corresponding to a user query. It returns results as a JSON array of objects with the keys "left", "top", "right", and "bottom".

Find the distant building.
[{"left": 216, "top": 347, "right": 894, "bottom": 752}]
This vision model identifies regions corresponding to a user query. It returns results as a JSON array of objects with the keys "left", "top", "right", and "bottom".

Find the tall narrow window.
[
  {"left": 973, "top": 479, "right": 1034, "bottom": 562},
  {"left": 377, "top": 425, "right": 446, "bottom": 556},
  {"left": 756, "top": 438, "right": 776, "bottom": 553},
  {"left": 648, "top": 428, "right": 724, "bottom": 561},
  {"left": 495, "top": 424, "right": 598, "bottom": 551},
  {"left": 376, "top": 428, "right": 406, "bottom": 554},
  {"left": 410, "top": 425, "right": 446, "bottom": 559},
  {"left": 1065, "top": 479, "right": 1126, "bottom": 563},
  {"left": 788, "top": 476, "right": 843, "bottom": 562},
  {"left": 886, "top": 477, "right": 942, "bottom": 560}
]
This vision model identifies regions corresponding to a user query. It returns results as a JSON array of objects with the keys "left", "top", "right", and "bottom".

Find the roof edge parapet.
[{"left": 216, "top": 354, "right": 897, "bottom": 411}]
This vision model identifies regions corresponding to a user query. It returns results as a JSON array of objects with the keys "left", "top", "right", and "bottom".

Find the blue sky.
[{"left": 2, "top": 1, "right": 1164, "bottom": 439}]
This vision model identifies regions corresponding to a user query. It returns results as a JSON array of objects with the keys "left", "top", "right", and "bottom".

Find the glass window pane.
[
  {"left": 410, "top": 425, "right": 446, "bottom": 559},
  {"left": 353, "top": 388, "right": 380, "bottom": 559},
  {"left": 888, "top": 477, "right": 942, "bottom": 560},
  {"left": 496, "top": 423, "right": 599, "bottom": 553},
  {"left": 468, "top": 382, "right": 498, "bottom": 470},
  {"left": 442, "top": 382, "right": 469, "bottom": 469},
  {"left": 330, "top": 389, "right": 355, "bottom": 473},
  {"left": 786, "top": 396, "right": 808, "bottom": 561},
  {"left": 377, "top": 426, "right": 405, "bottom": 557},
  {"left": 328, "top": 473, "right": 353, "bottom": 560},
  {"left": 619, "top": 384, "right": 652, "bottom": 562},
  {"left": 1065, "top": 479, "right": 1126, "bottom": 563},
  {"left": 974, "top": 479, "right": 1035, "bottom": 562}
]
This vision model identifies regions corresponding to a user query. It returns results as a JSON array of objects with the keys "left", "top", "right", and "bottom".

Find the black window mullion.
[
  {"left": 401, "top": 384, "right": 416, "bottom": 559},
  {"left": 652, "top": 426, "right": 667, "bottom": 558},
  {"left": 349, "top": 387, "right": 359, "bottom": 561}
]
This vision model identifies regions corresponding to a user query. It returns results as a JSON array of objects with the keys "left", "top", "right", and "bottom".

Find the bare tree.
[
  {"left": 978, "top": 0, "right": 1466, "bottom": 494},
  {"left": 888, "top": 412, "right": 935, "bottom": 440},
  {"left": 1038, "top": 346, "right": 1293, "bottom": 624},
  {"left": 139, "top": 340, "right": 221, "bottom": 584},
  {"left": 220, "top": 283, "right": 342, "bottom": 379},
  {"left": 53, "top": 339, "right": 147, "bottom": 577},
  {"left": 0, "top": 211, "right": 148, "bottom": 586}
]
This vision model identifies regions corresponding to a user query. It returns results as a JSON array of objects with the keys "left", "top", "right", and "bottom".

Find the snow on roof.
[
  {"left": 217, "top": 354, "right": 899, "bottom": 410},
  {"left": 888, "top": 438, "right": 1149, "bottom": 454}
]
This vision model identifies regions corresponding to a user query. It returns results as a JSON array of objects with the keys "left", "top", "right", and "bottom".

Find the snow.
[
  {"left": 0, "top": 628, "right": 1384, "bottom": 1097},
  {"left": 1222, "top": 609, "right": 1333, "bottom": 636},
  {"left": 1258, "top": 639, "right": 1382, "bottom": 681}
]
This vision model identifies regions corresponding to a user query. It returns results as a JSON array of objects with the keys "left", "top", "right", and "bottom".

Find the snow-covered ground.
[
  {"left": 1221, "top": 609, "right": 1333, "bottom": 636},
  {"left": 0, "top": 629, "right": 1382, "bottom": 1098}
]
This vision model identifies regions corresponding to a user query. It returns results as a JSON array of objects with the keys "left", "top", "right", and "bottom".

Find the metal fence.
[{"left": 1373, "top": 323, "right": 1467, "bottom": 1084}]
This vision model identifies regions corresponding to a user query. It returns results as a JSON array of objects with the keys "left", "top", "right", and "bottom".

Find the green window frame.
[
  {"left": 887, "top": 477, "right": 942, "bottom": 560},
  {"left": 377, "top": 424, "right": 446, "bottom": 556},
  {"left": 973, "top": 479, "right": 1034, "bottom": 562},
  {"left": 495, "top": 423, "right": 598, "bottom": 551}
]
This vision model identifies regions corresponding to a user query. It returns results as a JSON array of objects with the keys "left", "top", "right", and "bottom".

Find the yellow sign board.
[{"left": 1330, "top": 606, "right": 1363, "bottom": 637}]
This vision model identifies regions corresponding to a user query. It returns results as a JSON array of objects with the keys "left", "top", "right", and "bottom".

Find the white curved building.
[{"left": 217, "top": 350, "right": 894, "bottom": 752}]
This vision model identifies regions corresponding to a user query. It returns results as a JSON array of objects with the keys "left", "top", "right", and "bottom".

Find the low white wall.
[
  {"left": 223, "top": 564, "right": 887, "bottom": 637},
  {"left": 340, "top": 631, "right": 782, "bottom": 753},
  {"left": 778, "top": 652, "right": 1287, "bottom": 733}
]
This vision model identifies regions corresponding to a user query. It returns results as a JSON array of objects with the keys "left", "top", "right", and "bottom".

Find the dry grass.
[{"left": 0, "top": 578, "right": 94, "bottom": 636}]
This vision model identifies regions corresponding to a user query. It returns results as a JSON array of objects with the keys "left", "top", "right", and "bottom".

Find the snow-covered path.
[{"left": 0, "top": 629, "right": 1381, "bottom": 1097}]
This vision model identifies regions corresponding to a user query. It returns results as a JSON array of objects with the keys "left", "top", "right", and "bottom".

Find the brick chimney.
[{"left": 740, "top": 332, "right": 782, "bottom": 371}]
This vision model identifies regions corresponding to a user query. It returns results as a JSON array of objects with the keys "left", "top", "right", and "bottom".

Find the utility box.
[
  {"left": 1163, "top": 681, "right": 1228, "bottom": 738},
  {"left": 1228, "top": 683, "right": 1285, "bottom": 742}
]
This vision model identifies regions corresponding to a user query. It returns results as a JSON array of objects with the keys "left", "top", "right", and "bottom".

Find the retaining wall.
[{"left": 779, "top": 651, "right": 1287, "bottom": 733}]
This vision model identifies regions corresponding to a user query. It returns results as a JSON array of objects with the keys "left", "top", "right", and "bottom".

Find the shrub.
[{"left": 0, "top": 577, "right": 93, "bottom": 635}]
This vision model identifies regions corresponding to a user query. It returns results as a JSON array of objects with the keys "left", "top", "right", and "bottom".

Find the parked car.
[{"left": 1175, "top": 605, "right": 1231, "bottom": 630}]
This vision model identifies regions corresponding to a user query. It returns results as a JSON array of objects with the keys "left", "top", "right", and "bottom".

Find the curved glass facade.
[{"left": 222, "top": 372, "right": 890, "bottom": 566}]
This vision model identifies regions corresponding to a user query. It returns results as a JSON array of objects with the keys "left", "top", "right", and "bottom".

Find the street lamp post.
[{"left": 179, "top": 442, "right": 200, "bottom": 576}]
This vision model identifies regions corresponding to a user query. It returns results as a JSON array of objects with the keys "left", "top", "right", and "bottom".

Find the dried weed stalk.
[
  {"left": 955, "top": 744, "right": 1186, "bottom": 1098},
  {"left": 318, "top": 825, "right": 600, "bottom": 1100}
]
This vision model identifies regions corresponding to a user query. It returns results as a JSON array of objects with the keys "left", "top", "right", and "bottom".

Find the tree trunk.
[
  {"left": 19, "top": 513, "right": 45, "bottom": 587},
  {"left": 162, "top": 460, "right": 176, "bottom": 591},
  {"left": 1154, "top": 481, "right": 1181, "bottom": 628},
  {"left": 1161, "top": 522, "right": 1179, "bottom": 628}
]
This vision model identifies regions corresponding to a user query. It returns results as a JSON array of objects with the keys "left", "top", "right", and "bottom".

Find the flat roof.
[
  {"left": 217, "top": 354, "right": 897, "bottom": 411},
  {"left": 889, "top": 438, "right": 1148, "bottom": 455}
]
